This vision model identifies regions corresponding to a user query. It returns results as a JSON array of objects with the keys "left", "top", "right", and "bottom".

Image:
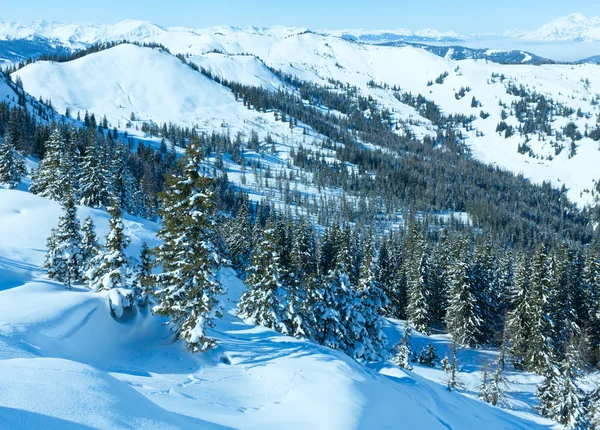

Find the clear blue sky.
[{"left": 2, "top": 1, "right": 600, "bottom": 33}]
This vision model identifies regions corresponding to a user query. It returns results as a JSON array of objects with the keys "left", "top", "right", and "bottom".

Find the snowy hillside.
[
  {"left": 13, "top": 41, "right": 600, "bottom": 207},
  {"left": 0, "top": 186, "right": 556, "bottom": 429},
  {"left": 511, "top": 13, "right": 600, "bottom": 42}
]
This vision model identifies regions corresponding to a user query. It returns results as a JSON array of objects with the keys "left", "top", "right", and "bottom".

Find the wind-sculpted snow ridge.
[{"left": 0, "top": 187, "right": 555, "bottom": 429}]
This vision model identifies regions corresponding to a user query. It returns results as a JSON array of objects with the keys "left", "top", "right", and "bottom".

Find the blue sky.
[{"left": 2, "top": 1, "right": 600, "bottom": 33}]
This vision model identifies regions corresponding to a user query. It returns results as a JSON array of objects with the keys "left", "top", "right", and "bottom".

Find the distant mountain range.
[{"left": 0, "top": 14, "right": 599, "bottom": 64}]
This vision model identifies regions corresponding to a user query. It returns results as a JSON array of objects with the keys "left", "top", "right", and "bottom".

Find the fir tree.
[
  {"left": 79, "top": 130, "right": 109, "bottom": 208},
  {"left": 87, "top": 200, "right": 131, "bottom": 292},
  {"left": 446, "top": 238, "right": 480, "bottom": 346},
  {"left": 31, "top": 129, "right": 69, "bottom": 202},
  {"left": 152, "top": 137, "right": 224, "bottom": 352},
  {"left": 355, "top": 238, "right": 388, "bottom": 361},
  {"left": 80, "top": 216, "right": 99, "bottom": 273},
  {"left": 0, "top": 132, "right": 25, "bottom": 189},
  {"left": 507, "top": 252, "right": 530, "bottom": 369},
  {"left": 43, "top": 194, "right": 83, "bottom": 288},
  {"left": 479, "top": 360, "right": 491, "bottom": 404},
  {"left": 238, "top": 220, "right": 288, "bottom": 334},
  {"left": 418, "top": 344, "right": 438, "bottom": 367},
  {"left": 526, "top": 245, "right": 553, "bottom": 373},
  {"left": 392, "top": 325, "right": 413, "bottom": 370},
  {"left": 135, "top": 242, "right": 153, "bottom": 307},
  {"left": 405, "top": 225, "right": 430, "bottom": 334},
  {"left": 225, "top": 201, "right": 252, "bottom": 275}
]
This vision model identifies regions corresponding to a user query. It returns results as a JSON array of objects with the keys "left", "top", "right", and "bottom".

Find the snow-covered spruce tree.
[
  {"left": 583, "top": 250, "right": 600, "bottom": 364},
  {"left": 479, "top": 360, "right": 491, "bottom": 404},
  {"left": 152, "top": 137, "right": 224, "bottom": 352},
  {"left": 238, "top": 219, "right": 288, "bottom": 334},
  {"left": 355, "top": 238, "right": 388, "bottom": 361},
  {"left": 108, "top": 139, "right": 134, "bottom": 214},
  {"left": 288, "top": 217, "right": 318, "bottom": 338},
  {"left": 135, "top": 242, "right": 153, "bottom": 307},
  {"left": 418, "top": 344, "right": 438, "bottom": 367},
  {"left": 0, "top": 132, "right": 25, "bottom": 189},
  {"left": 311, "top": 225, "right": 350, "bottom": 351},
  {"left": 536, "top": 363, "right": 561, "bottom": 420},
  {"left": 87, "top": 199, "right": 134, "bottom": 317},
  {"left": 392, "top": 325, "right": 413, "bottom": 370},
  {"left": 471, "top": 239, "right": 499, "bottom": 345},
  {"left": 549, "top": 244, "right": 580, "bottom": 361},
  {"left": 30, "top": 129, "right": 69, "bottom": 202},
  {"left": 507, "top": 252, "right": 530, "bottom": 369},
  {"left": 43, "top": 194, "right": 83, "bottom": 288},
  {"left": 79, "top": 130, "right": 110, "bottom": 208},
  {"left": 377, "top": 234, "right": 404, "bottom": 318},
  {"left": 225, "top": 201, "right": 252, "bottom": 275},
  {"left": 80, "top": 216, "right": 99, "bottom": 273},
  {"left": 549, "top": 341, "right": 590, "bottom": 429},
  {"left": 405, "top": 225, "right": 430, "bottom": 334},
  {"left": 445, "top": 237, "right": 480, "bottom": 346},
  {"left": 447, "top": 339, "right": 461, "bottom": 391},
  {"left": 526, "top": 244, "right": 554, "bottom": 374}
]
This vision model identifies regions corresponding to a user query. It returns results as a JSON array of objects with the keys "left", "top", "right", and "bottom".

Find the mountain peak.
[{"left": 517, "top": 13, "right": 600, "bottom": 41}]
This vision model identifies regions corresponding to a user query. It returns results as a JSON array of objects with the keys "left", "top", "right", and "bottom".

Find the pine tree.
[
  {"left": 447, "top": 339, "right": 460, "bottom": 391},
  {"left": 135, "top": 242, "right": 153, "bottom": 307},
  {"left": 553, "top": 341, "right": 589, "bottom": 429},
  {"left": 152, "top": 137, "right": 224, "bottom": 352},
  {"left": 43, "top": 194, "right": 83, "bottom": 288},
  {"left": 225, "top": 201, "right": 252, "bottom": 275},
  {"left": 287, "top": 217, "right": 317, "bottom": 338},
  {"left": 79, "top": 130, "right": 109, "bottom": 208},
  {"left": 87, "top": 200, "right": 131, "bottom": 292},
  {"left": 80, "top": 216, "right": 99, "bottom": 273},
  {"left": 355, "top": 238, "right": 388, "bottom": 361},
  {"left": 507, "top": 252, "right": 530, "bottom": 369},
  {"left": 479, "top": 360, "right": 491, "bottom": 404},
  {"left": 31, "top": 129, "right": 69, "bottom": 202},
  {"left": 0, "top": 132, "right": 25, "bottom": 189},
  {"left": 418, "top": 344, "right": 438, "bottom": 367},
  {"left": 392, "top": 325, "right": 413, "bottom": 370},
  {"left": 446, "top": 237, "right": 480, "bottom": 346},
  {"left": 108, "top": 140, "right": 133, "bottom": 213},
  {"left": 405, "top": 226, "right": 430, "bottom": 334},
  {"left": 238, "top": 220, "right": 288, "bottom": 334},
  {"left": 526, "top": 245, "right": 553, "bottom": 373}
]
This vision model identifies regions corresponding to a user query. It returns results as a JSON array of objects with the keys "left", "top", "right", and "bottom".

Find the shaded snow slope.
[{"left": 0, "top": 188, "right": 552, "bottom": 429}]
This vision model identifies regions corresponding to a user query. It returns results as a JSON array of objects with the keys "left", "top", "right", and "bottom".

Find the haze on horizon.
[{"left": 2, "top": 1, "right": 600, "bottom": 35}]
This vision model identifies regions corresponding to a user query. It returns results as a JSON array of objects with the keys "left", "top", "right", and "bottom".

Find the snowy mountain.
[
  {"left": 324, "top": 28, "right": 468, "bottom": 43},
  {"left": 12, "top": 35, "right": 600, "bottom": 207},
  {"left": 511, "top": 13, "right": 600, "bottom": 42}
]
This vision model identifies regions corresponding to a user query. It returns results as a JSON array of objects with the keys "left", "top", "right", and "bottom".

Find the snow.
[{"left": 0, "top": 185, "right": 553, "bottom": 428}]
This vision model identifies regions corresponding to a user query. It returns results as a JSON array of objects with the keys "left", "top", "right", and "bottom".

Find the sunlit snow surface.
[{"left": 0, "top": 187, "right": 560, "bottom": 429}]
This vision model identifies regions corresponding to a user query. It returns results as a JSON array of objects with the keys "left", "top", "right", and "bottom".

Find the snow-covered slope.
[
  {"left": 512, "top": 13, "right": 600, "bottom": 42},
  {"left": 13, "top": 40, "right": 600, "bottom": 207},
  {"left": 0, "top": 186, "right": 554, "bottom": 429},
  {"left": 13, "top": 44, "right": 255, "bottom": 128}
]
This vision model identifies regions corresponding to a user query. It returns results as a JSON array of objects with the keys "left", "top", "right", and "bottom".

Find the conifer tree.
[
  {"left": 355, "top": 238, "right": 388, "bottom": 361},
  {"left": 507, "top": 252, "right": 530, "bottom": 369},
  {"left": 0, "top": 132, "right": 25, "bottom": 189},
  {"left": 135, "top": 242, "right": 153, "bottom": 307},
  {"left": 552, "top": 342, "right": 589, "bottom": 429},
  {"left": 526, "top": 245, "right": 553, "bottom": 373},
  {"left": 87, "top": 200, "right": 132, "bottom": 296},
  {"left": 31, "top": 129, "right": 69, "bottom": 202},
  {"left": 405, "top": 225, "right": 430, "bottom": 334},
  {"left": 43, "top": 194, "right": 83, "bottom": 288},
  {"left": 79, "top": 130, "right": 109, "bottom": 208},
  {"left": 392, "top": 325, "right": 413, "bottom": 370},
  {"left": 238, "top": 220, "right": 288, "bottom": 334},
  {"left": 446, "top": 238, "right": 480, "bottom": 346},
  {"left": 225, "top": 201, "right": 252, "bottom": 275},
  {"left": 479, "top": 360, "right": 491, "bottom": 404},
  {"left": 152, "top": 137, "right": 224, "bottom": 352},
  {"left": 80, "top": 216, "right": 99, "bottom": 273}
]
